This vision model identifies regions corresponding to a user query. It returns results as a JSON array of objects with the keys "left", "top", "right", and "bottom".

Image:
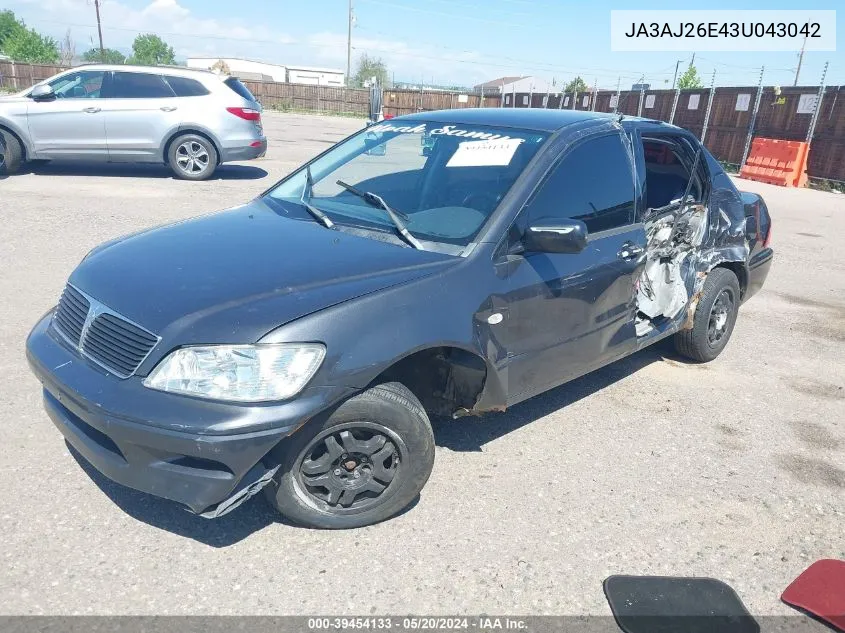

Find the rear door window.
[
  {"left": 224, "top": 77, "right": 257, "bottom": 102},
  {"left": 164, "top": 76, "right": 210, "bottom": 97},
  {"left": 526, "top": 133, "right": 636, "bottom": 233},
  {"left": 110, "top": 72, "right": 175, "bottom": 99}
]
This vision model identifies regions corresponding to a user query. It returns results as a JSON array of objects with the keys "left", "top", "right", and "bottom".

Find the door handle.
[
  {"left": 82, "top": 107, "right": 101, "bottom": 113},
  {"left": 160, "top": 106, "right": 177, "bottom": 112},
  {"left": 618, "top": 242, "right": 645, "bottom": 260}
]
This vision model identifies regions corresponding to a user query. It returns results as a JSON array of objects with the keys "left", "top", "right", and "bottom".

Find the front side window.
[
  {"left": 47, "top": 71, "right": 105, "bottom": 99},
  {"left": 525, "top": 134, "right": 635, "bottom": 234},
  {"left": 111, "top": 72, "right": 174, "bottom": 99},
  {"left": 265, "top": 121, "right": 549, "bottom": 249}
]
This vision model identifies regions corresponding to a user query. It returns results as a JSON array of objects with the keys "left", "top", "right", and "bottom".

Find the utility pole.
[
  {"left": 94, "top": 0, "right": 105, "bottom": 55},
  {"left": 346, "top": 0, "right": 353, "bottom": 87},
  {"left": 794, "top": 37, "right": 807, "bottom": 86},
  {"left": 671, "top": 59, "right": 681, "bottom": 90}
]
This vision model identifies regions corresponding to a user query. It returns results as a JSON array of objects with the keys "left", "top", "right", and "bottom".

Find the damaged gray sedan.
[{"left": 26, "top": 109, "right": 772, "bottom": 529}]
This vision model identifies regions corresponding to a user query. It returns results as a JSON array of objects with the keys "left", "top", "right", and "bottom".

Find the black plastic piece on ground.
[{"left": 603, "top": 575, "right": 760, "bottom": 633}]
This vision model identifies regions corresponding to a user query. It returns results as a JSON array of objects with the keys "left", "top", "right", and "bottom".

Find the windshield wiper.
[
  {"left": 300, "top": 165, "right": 334, "bottom": 228},
  {"left": 335, "top": 180, "right": 422, "bottom": 249}
]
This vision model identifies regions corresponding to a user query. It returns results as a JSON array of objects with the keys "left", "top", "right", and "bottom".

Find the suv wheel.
[
  {"left": 265, "top": 382, "right": 435, "bottom": 529},
  {"left": 0, "top": 130, "right": 23, "bottom": 175},
  {"left": 167, "top": 134, "right": 217, "bottom": 180},
  {"left": 674, "top": 267, "right": 741, "bottom": 362}
]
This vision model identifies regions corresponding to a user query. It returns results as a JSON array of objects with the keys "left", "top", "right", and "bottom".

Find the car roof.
[
  {"left": 70, "top": 64, "right": 220, "bottom": 79},
  {"left": 396, "top": 108, "right": 676, "bottom": 133},
  {"left": 396, "top": 108, "right": 617, "bottom": 132}
]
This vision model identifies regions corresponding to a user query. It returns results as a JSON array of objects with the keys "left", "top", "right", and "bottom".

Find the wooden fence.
[
  {"left": 506, "top": 85, "right": 845, "bottom": 182},
  {"left": 2, "top": 61, "right": 843, "bottom": 181}
]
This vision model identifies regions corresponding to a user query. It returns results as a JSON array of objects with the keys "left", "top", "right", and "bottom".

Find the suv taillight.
[{"left": 226, "top": 107, "right": 261, "bottom": 121}]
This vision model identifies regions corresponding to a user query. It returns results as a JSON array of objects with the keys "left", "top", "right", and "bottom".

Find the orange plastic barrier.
[{"left": 740, "top": 138, "right": 809, "bottom": 188}]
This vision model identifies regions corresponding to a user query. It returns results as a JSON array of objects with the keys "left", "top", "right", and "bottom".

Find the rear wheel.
[
  {"left": 167, "top": 134, "right": 217, "bottom": 180},
  {"left": 265, "top": 382, "right": 435, "bottom": 529},
  {"left": 0, "top": 130, "right": 23, "bottom": 175},
  {"left": 674, "top": 267, "right": 741, "bottom": 362}
]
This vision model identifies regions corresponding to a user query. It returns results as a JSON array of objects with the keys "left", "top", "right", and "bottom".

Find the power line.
[{"left": 356, "top": 0, "right": 542, "bottom": 29}]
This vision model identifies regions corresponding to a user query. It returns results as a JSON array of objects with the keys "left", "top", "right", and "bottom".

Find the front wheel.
[
  {"left": 167, "top": 134, "right": 218, "bottom": 180},
  {"left": 265, "top": 382, "right": 435, "bottom": 529},
  {"left": 674, "top": 267, "right": 741, "bottom": 362},
  {"left": 0, "top": 130, "right": 23, "bottom": 175}
]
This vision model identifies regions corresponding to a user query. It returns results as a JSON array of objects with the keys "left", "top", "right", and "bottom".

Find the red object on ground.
[
  {"left": 781, "top": 559, "right": 845, "bottom": 631},
  {"left": 383, "top": 113, "right": 395, "bottom": 120}
]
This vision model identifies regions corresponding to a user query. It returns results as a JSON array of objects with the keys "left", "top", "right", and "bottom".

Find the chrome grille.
[
  {"left": 53, "top": 285, "right": 90, "bottom": 345},
  {"left": 52, "top": 284, "right": 159, "bottom": 378}
]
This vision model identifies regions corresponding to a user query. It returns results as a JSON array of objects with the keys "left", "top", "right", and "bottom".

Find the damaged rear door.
[{"left": 500, "top": 131, "right": 647, "bottom": 403}]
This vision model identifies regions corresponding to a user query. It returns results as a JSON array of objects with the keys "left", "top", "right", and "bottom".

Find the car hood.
[{"left": 70, "top": 199, "right": 457, "bottom": 348}]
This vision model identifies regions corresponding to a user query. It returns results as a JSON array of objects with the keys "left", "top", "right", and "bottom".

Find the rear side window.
[
  {"left": 111, "top": 72, "right": 175, "bottom": 99},
  {"left": 164, "top": 76, "right": 210, "bottom": 97},
  {"left": 526, "top": 134, "right": 635, "bottom": 234},
  {"left": 224, "top": 77, "right": 257, "bottom": 102}
]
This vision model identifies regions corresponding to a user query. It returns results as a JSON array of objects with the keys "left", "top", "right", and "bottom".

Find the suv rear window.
[
  {"left": 224, "top": 77, "right": 257, "bottom": 102},
  {"left": 111, "top": 72, "right": 175, "bottom": 99},
  {"left": 164, "top": 76, "right": 210, "bottom": 97}
]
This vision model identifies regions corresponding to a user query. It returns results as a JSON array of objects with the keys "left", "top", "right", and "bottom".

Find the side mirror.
[
  {"left": 523, "top": 218, "right": 588, "bottom": 254},
  {"left": 30, "top": 84, "right": 56, "bottom": 102}
]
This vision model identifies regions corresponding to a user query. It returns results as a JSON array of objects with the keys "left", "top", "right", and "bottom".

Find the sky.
[{"left": 2, "top": 0, "right": 843, "bottom": 89}]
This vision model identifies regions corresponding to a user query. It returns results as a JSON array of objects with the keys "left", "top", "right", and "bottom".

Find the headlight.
[{"left": 143, "top": 344, "right": 325, "bottom": 402}]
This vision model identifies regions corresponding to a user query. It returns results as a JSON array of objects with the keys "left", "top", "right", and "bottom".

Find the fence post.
[
  {"left": 701, "top": 70, "right": 717, "bottom": 144},
  {"left": 669, "top": 89, "right": 680, "bottom": 124},
  {"left": 450, "top": 92, "right": 455, "bottom": 109},
  {"left": 571, "top": 91, "right": 577, "bottom": 110},
  {"left": 740, "top": 66, "right": 765, "bottom": 169},
  {"left": 558, "top": 92, "right": 564, "bottom": 109},
  {"left": 479, "top": 85, "right": 484, "bottom": 108},
  {"left": 637, "top": 86, "right": 645, "bottom": 116},
  {"left": 511, "top": 83, "right": 515, "bottom": 108},
  {"left": 806, "top": 61, "right": 829, "bottom": 143}
]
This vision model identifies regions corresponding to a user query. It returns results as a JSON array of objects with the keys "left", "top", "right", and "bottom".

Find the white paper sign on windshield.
[{"left": 446, "top": 138, "right": 523, "bottom": 167}]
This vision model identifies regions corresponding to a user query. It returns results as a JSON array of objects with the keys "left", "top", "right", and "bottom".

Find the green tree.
[
  {"left": 127, "top": 33, "right": 175, "bottom": 65},
  {"left": 0, "top": 10, "right": 59, "bottom": 63},
  {"left": 0, "top": 10, "right": 19, "bottom": 49},
  {"left": 564, "top": 76, "right": 588, "bottom": 93},
  {"left": 678, "top": 62, "right": 703, "bottom": 89},
  {"left": 83, "top": 47, "right": 126, "bottom": 64},
  {"left": 352, "top": 53, "right": 389, "bottom": 88}
]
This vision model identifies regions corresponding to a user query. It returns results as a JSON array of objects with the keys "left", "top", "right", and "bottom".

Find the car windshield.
[{"left": 264, "top": 120, "right": 549, "bottom": 251}]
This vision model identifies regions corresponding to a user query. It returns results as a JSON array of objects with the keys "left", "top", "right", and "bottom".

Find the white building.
[
  {"left": 287, "top": 65, "right": 345, "bottom": 87},
  {"left": 186, "top": 57, "right": 344, "bottom": 86}
]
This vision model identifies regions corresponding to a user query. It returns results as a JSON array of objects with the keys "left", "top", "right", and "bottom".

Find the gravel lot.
[{"left": 1, "top": 112, "right": 843, "bottom": 617}]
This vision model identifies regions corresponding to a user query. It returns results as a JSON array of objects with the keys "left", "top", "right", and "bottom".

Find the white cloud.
[
  {"left": 6, "top": 0, "right": 503, "bottom": 85},
  {"left": 7, "top": 0, "right": 296, "bottom": 59}
]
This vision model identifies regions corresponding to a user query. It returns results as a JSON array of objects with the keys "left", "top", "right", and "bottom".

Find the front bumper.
[{"left": 26, "top": 312, "right": 353, "bottom": 516}]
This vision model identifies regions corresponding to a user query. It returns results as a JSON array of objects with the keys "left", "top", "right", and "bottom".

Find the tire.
[
  {"left": 265, "top": 382, "right": 435, "bottom": 529},
  {"left": 167, "top": 133, "right": 218, "bottom": 181},
  {"left": 674, "top": 267, "right": 741, "bottom": 362},
  {"left": 0, "top": 130, "right": 23, "bottom": 175}
]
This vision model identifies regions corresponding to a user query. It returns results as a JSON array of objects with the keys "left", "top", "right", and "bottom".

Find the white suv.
[{"left": 0, "top": 64, "right": 266, "bottom": 180}]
